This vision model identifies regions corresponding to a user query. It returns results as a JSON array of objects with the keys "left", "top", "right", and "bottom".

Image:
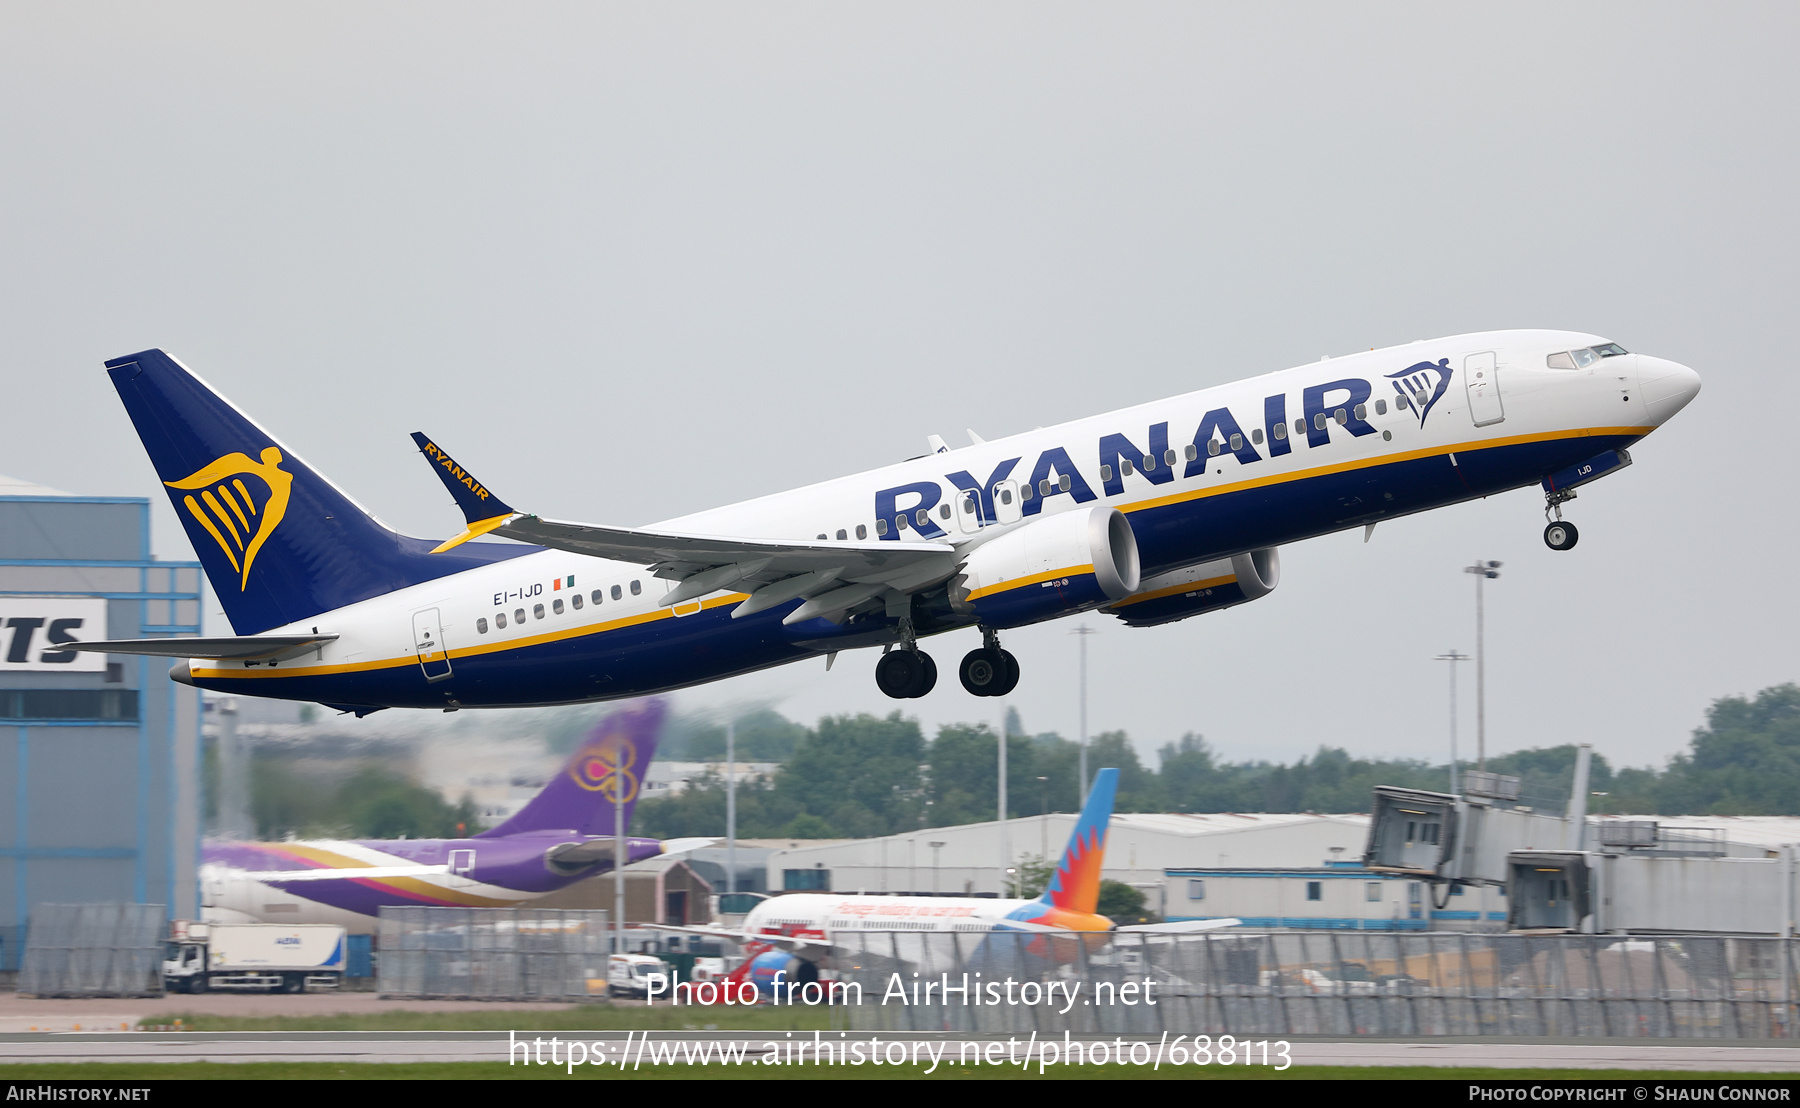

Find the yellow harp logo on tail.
[{"left": 165, "top": 448, "right": 294, "bottom": 591}]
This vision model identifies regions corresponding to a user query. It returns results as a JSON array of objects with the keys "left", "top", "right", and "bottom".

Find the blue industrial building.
[{"left": 0, "top": 475, "right": 202, "bottom": 967}]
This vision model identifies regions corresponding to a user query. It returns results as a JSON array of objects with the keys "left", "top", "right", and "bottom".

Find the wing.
[
  {"left": 411, "top": 433, "right": 965, "bottom": 626},
  {"left": 234, "top": 864, "right": 449, "bottom": 882},
  {"left": 499, "top": 519, "right": 961, "bottom": 625},
  {"left": 1114, "top": 918, "right": 1243, "bottom": 934},
  {"left": 52, "top": 635, "right": 337, "bottom": 662}
]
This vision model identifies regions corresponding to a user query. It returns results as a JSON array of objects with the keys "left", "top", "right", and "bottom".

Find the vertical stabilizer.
[
  {"left": 479, "top": 699, "right": 667, "bottom": 839},
  {"left": 103, "top": 349, "right": 533, "bottom": 634},
  {"left": 1037, "top": 767, "right": 1119, "bottom": 914}
]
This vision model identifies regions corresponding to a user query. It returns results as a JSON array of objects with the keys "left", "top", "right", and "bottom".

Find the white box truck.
[{"left": 164, "top": 921, "right": 346, "bottom": 994}]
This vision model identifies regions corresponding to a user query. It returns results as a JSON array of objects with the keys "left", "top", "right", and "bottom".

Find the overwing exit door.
[
  {"left": 411, "top": 607, "right": 453, "bottom": 683},
  {"left": 1465, "top": 351, "right": 1504, "bottom": 427}
]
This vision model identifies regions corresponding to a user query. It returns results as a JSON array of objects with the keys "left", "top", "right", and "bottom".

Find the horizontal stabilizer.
[
  {"left": 57, "top": 635, "right": 337, "bottom": 662},
  {"left": 659, "top": 837, "right": 721, "bottom": 856}
]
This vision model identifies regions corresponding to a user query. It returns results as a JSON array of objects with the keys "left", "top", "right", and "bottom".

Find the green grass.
[
  {"left": 134, "top": 1006, "right": 836, "bottom": 1033},
  {"left": 0, "top": 1062, "right": 1783, "bottom": 1080}
]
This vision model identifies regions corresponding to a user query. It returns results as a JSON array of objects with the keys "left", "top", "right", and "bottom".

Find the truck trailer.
[{"left": 164, "top": 921, "right": 346, "bottom": 994}]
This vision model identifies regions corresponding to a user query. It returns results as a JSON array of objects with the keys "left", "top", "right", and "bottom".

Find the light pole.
[
  {"left": 725, "top": 718, "right": 736, "bottom": 896},
  {"left": 997, "top": 707, "right": 1008, "bottom": 899},
  {"left": 1463, "top": 560, "right": 1501, "bottom": 770},
  {"left": 1071, "top": 624, "right": 1099, "bottom": 799},
  {"left": 1037, "top": 775, "right": 1049, "bottom": 863},
  {"left": 1435, "top": 650, "right": 1469, "bottom": 794}
]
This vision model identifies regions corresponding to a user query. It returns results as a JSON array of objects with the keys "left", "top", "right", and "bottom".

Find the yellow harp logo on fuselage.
[{"left": 165, "top": 448, "right": 294, "bottom": 591}]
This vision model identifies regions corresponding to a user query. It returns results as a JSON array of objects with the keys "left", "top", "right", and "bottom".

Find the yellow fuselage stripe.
[{"left": 966, "top": 564, "right": 1095, "bottom": 603}]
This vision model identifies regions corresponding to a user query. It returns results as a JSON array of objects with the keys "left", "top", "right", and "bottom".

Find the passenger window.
[
  {"left": 817, "top": 533, "right": 827, "bottom": 540},
  {"left": 1228, "top": 433, "right": 1242, "bottom": 451},
  {"left": 515, "top": 608, "right": 526, "bottom": 624},
  {"left": 837, "top": 528, "right": 848, "bottom": 540},
  {"left": 1296, "top": 418, "right": 1307, "bottom": 435},
  {"left": 938, "top": 504, "right": 950, "bottom": 520},
  {"left": 1314, "top": 413, "right": 1327, "bottom": 430},
  {"left": 572, "top": 594, "right": 583, "bottom": 610},
  {"left": 611, "top": 585, "right": 622, "bottom": 600},
  {"left": 630, "top": 580, "right": 641, "bottom": 596},
  {"left": 1375, "top": 399, "right": 1387, "bottom": 415},
  {"left": 592, "top": 589, "right": 604, "bottom": 605},
  {"left": 1038, "top": 479, "right": 1052, "bottom": 495},
  {"left": 1354, "top": 404, "right": 1366, "bottom": 420},
  {"left": 1207, "top": 439, "right": 1220, "bottom": 456},
  {"left": 1057, "top": 475, "right": 1071, "bottom": 492},
  {"left": 1546, "top": 351, "right": 1577, "bottom": 369},
  {"left": 1020, "top": 485, "right": 1033, "bottom": 500},
  {"left": 1250, "top": 429, "right": 1263, "bottom": 445},
  {"left": 495, "top": 612, "right": 507, "bottom": 629},
  {"left": 1099, "top": 464, "right": 1113, "bottom": 482},
  {"left": 533, "top": 603, "right": 545, "bottom": 619},
  {"left": 552, "top": 598, "right": 564, "bottom": 615},
  {"left": 477, "top": 618, "right": 489, "bottom": 634},
  {"left": 856, "top": 524, "right": 868, "bottom": 539},
  {"left": 1140, "top": 455, "right": 1155, "bottom": 471},
  {"left": 1184, "top": 444, "right": 1198, "bottom": 461},
  {"left": 1120, "top": 458, "right": 1134, "bottom": 476},
  {"left": 1396, "top": 393, "right": 1411, "bottom": 409},
  {"left": 914, "top": 509, "right": 928, "bottom": 526},
  {"left": 999, "top": 488, "right": 1014, "bottom": 505},
  {"left": 1273, "top": 423, "right": 1287, "bottom": 441},
  {"left": 1334, "top": 407, "right": 1347, "bottom": 425},
  {"left": 1163, "top": 449, "right": 1177, "bottom": 466},
  {"left": 896, "top": 514, "right": 909, "bottom": 529},
  {"left": 874, "top": 519, "right": 888, "bottom": 536}
]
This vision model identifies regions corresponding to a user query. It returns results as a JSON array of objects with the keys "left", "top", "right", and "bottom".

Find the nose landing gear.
[
  {"left": 1544, "top": 520, "right": 1579, "bottom": 551},
  {"left": 1543, "top": 488, "right": 1580, "bottom": 551}
]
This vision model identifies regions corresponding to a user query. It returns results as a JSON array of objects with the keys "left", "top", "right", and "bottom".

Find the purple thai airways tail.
[{"left": 477, "top": 699, "right": 667, "bottom": 839}]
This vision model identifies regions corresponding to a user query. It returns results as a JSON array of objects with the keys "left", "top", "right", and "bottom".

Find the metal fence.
[
  {"left": 377, "top": 907, "right": 611, "bottom": 1001},
  {"left": 833, "top": 929, "right": 1800, "bottom": 1039},
  {"left": 18, "top": 903, "right": 166, "bottom": 998}
]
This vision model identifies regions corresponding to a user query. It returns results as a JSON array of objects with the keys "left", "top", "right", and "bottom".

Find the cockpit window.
[{"left": 1549, "top": 343, "right": 1629, "bottom": 369}]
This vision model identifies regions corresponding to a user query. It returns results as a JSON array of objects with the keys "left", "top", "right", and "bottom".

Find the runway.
[{"left": 0, "top": 1030, "right": 1797, "bottom": 1071}]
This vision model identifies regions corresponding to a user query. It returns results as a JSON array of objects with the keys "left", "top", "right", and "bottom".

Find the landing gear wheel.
[
  {"left": 959, "top": 648, "right": 1006, "bottom": 696},
  {"left": 912, "top": 653, "right": 937, "bottom": 698},
  {"left": 1544, "top": 520, "right": 1579, "bottom": 551},
  {"left": 876, "top": 650, "right": 928, "bottom": 699},
  {"left": 992, "top": 650, "right": 1021, "bottom": 697}
]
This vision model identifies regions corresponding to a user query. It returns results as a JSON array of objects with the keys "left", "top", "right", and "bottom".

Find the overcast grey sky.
[{"left": 3, "top": 4, "right": 1794, "bottom": 773}]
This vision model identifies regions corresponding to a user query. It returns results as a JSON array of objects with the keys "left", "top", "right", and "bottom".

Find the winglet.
[{"left": 410, "top": 432, "right": 518, "bottom": 552}]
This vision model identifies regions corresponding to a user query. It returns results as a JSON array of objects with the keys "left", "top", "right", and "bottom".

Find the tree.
[{"left": 1097, "top": 880, "right": 1153, "bottom": 923}]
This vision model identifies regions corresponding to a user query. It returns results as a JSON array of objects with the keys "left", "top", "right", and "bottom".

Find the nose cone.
[{"left": 1637, "top": 356, "right": 1701, "bottom": 425}]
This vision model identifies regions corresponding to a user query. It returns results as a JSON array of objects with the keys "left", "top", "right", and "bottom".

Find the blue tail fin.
[
  {"left": 1036, "top": 767, "right": 1118, "bottom": 914},
  {"left": 104, "top": 349, "right": 534, "bottom": 634},
  {"left": 479, "top": 700, "right": 666, "bottom": 838}
]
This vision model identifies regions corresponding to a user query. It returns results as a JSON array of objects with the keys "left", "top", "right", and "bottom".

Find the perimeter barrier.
[
  {"left": 18, "top": 903, "right": 166, "bottom": 998},
  {"left": 832, "top": 929, "right": 1800, "bottom": 1039},
  {"left": 377, "top": 906, "right": 610, "bottom": 1001}
]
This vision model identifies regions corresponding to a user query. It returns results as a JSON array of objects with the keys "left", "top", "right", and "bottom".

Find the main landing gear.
[
  {"left": 958, "top": 627, "right": 1019, "bottom": 698},
  {"left": 875, "top": 611, "right": 937, "bottom": 699},
  {"left": 874, "top": 624, "right": 1020, "bottom": 699},
  {"left": 1543, "top": 487, "right": 1580, "bottom": 551}
]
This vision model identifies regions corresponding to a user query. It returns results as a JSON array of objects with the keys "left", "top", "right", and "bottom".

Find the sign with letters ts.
[{"left": 0, "top": 598, "right": 107, "bottom": 672}]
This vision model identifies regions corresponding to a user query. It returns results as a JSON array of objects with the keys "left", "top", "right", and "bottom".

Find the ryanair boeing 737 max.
[{"left": 62, "top": 332, "right": 1699, "bottom": 712}]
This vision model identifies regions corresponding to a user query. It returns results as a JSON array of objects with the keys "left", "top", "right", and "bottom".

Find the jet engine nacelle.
[
  {"left": 1102, "top": 547, "right": 1280, "bottom": 627},
  {"left": 951, "top": 506, "right": 1141, "bottom": 629}
]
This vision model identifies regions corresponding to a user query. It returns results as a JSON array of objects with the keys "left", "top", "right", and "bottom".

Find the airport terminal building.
[{"left": 0, "top": 475, "right": 203, "bottom": 967}]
